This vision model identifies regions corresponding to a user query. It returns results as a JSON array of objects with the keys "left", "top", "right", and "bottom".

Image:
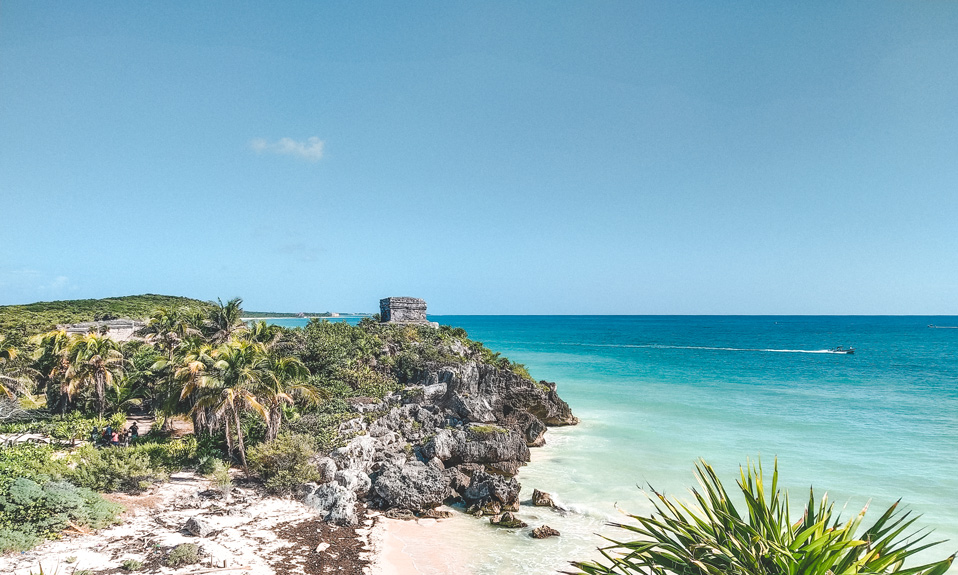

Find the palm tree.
[
  {"left": 30, "top": 330, "right": 72, "bottom": 412},
  {"left": 257, "top": 352, "right": 316, "bottom": 441},
  {"left": 186, "top": 341, "right": 267, "bottom": 471},
  {"left": 175, "top": 341, "right": 217, "bottom": 435},
  {"left": 206, "top": 297, "right": 247, "bottom": 344},
  {"left": 0, "top": 335, "right": 31, "bottom": 399},
  {"left": 140, "top": 306, "right": 202, "bottom": 356},
  {"left": 65, "top": 333, "right": 125, "bottom": 419},
  {"left": 242, "top": 320, "right": 283, "bottom": 348},
  {"left": 141, "top": 306, "right": 203, "bottom": 430},
  {"left": 105, "top": 377, "right": 147, "bottom": 414}
]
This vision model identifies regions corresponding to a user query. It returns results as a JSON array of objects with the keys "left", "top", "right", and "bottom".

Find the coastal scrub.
[{"left": 571, "top": 459, "right": 954, "bottom": 575}]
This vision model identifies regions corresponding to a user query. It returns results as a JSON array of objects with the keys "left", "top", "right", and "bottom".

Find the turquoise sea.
[{"left": 277, "top": 315, "right": 958, "bottom": 573}]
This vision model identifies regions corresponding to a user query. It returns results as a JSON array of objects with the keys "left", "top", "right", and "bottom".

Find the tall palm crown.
[
  {"left": 206, "top": 297, "right": 247, "bottom": 344},
  {"left": 0, "top": 335, "right": 29, "bottom": 398},
  {"left": 140, "top": 306, "right": 202, "bottom": 358},
  {"left": 257, "top": 353, "right": 315, "bottom": 441},
  {"left": 64, "top": 333, "right": 124, "bottom": 418},
  {"left": 30, "top": 330, "right": 74, "bottom": 412},
  {"left": 187, "top": 340, "right": 268, "bottom": 470}
]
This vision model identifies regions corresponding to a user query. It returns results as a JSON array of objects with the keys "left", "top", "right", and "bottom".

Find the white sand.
[
  {"left": 0, "top": 472, "right": 350, "bottom": 575},
  {"left": 370, "top": 510, "right": 472, "bottom": 575}
]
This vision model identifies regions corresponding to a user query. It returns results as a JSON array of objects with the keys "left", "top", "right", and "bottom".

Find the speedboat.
[{"left": 832, "top": 346, "right": 855, "bottom": 354}]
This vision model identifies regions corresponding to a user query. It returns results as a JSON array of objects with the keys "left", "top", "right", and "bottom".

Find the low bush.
[
  {"left": 0, "top": 412, "right": 126, "bottom": 443},
  {"left": 247, "top": 433, "right": 320, "bottom": 493},
  {"left": 0, "top": 444, "right": 69, "bottom": 488},
  {"left": 166, "top": 542, "right": 201, "bottom": 567},
  {"left": 69, "top": 445, "right": 167, "bottom": 492},
  {"left": 0, "top": 477, "right": 122, "bottom": 552},
  {"left": 286, "top": 410, "right": 353, "bottom": 451}
]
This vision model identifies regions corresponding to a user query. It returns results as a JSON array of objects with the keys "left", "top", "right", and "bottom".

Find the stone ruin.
[
  {"left": 57, "top": 319, "right": 146, "bottom": 342},
  {"left": 379, "top": 297, "right": 438, "bottom": 327}
]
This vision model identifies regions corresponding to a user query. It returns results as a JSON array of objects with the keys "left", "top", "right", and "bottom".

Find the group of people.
[{"left": 89, "top": 421, "right": 139, "bottom": 447}]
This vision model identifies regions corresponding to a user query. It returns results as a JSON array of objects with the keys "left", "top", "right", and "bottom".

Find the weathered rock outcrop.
[
  {"left": 300, "top": 337, "right": 576, "bottom": 520},
  {"left": 489, "top": 512, "right": 527, "bottom": 529},
  {"left": 532, "top": 489, "right": 556, "bottom": 508},
  {"left": 300, "top": 482, "right": 359, "bottom": 526},
  {"left": 420, "top": 426, "right": 530, "bottom": 474},
  {"left": 422, "top": 362, "right": 578, "bottom": 437},
  {"left": 531, "top": 525, "right": 560, "bottom": 538},
  {"left": 369, "top": 461, "right": 449, "bottom": 511},
  {"left": 463, "top": 468, "right": 521, "bottom": 509}
]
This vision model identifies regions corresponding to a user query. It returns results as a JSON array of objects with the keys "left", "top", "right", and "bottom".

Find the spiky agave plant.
[{"left": 571, "top": 459, "right": 954, "bottom": 575}]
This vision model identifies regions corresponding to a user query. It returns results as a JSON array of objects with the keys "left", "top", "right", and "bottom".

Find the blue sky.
[{"left": 2, "top": 2, "right": 957, "bottom": 314}]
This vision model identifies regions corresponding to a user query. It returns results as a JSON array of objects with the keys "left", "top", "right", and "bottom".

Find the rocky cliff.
[{"left": 300, "top": 355, "right": 577, "bottom": 525}]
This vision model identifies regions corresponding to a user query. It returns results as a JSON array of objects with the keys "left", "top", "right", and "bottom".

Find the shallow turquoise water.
[
  {"left": 430, "top": 316, "right": 958, "bottom": 573},
  {"left": 274, "top": 315, "right": 958, "bottom": 572}
]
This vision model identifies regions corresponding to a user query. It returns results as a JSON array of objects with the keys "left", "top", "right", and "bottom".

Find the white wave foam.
[{"left": 497, "top": 340, "right": 848, "bottom": 354}]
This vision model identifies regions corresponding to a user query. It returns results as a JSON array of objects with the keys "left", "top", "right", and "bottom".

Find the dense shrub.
[
  {"left": 129, "top": 434, "right": 224, "bottom": 472},
  {"left": 0, "top": 477, "right": 122, "bottom": 552},
  {"left": 0, "top": 444, "right": 69, "bottom": 488},
  {"left": 166, "top": 542, "right": 201, "bottom": 567},
  {"left": 285, "top": 410, "right": 353, "bottom": 451},
  {"left": 69, "top": 445, "right": 167, "bottom": 492},
  {"left": 248, "top": 433, "right": 320, "bottom": 493},
  {"left": 0, "top": 412, "right": 126, "bottom": 442}
]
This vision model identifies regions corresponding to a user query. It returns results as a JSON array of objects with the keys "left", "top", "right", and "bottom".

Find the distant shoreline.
[{"left": 241, "top": 314, "right": 371, "bottom": 321}]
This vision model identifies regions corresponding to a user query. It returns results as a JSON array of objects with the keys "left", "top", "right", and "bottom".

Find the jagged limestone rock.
[
  {"left": 420, "top": 426, "right": 530, "bottom": 475},
  {"left": 463, "top": 468, "right": 520, "bottom": 508},
  {"left": 531, "top": 525, "right": 560, "bottom": 538},
  {"left": 532, "top": 489, "right": 556, "bottom": 508},
  {"left": 330, "top": 435, "right": 379, "bottom": 474},
  {"left": 300, "top": 482, "right": 359, "bottom": 526},
  {"left": 489, "top": 512, "right": 527, "bottom": 529},
  {"left": 369, "top": 461, "right": 449, "bottom": 512},
  {"left": 183, "top": 517, "right": 215, "bottom": 537},
  {"left": 309, "top": 456, "right": 338, "bottom": 483},
  {"left": 335, "top": 469, "right": 372, "bottom": 496}
]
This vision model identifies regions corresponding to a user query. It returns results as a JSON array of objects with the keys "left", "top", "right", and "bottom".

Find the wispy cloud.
[{"left": 250, "top": 137, "right": 325, "bottom": 161}]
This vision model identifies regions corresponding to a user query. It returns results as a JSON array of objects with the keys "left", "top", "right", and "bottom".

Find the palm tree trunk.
[
  {"left": 223, "top": 416, "right": 234, "bottom": 460},
  {"left": 266, "top": 404, "right": 282, "bottom": 442},
  {"left": 96, "top": 373, "right": 106, "bottom": 419},
  {"left": 232, "top": 406, "right": 248, "bottom": 473}
]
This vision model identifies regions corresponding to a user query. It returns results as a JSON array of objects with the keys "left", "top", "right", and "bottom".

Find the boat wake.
[{"left": 504, "top": 341, "right": 850, "bottom": 354}]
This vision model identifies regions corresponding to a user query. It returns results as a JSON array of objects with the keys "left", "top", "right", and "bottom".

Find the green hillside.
[{"left": 0, "top": 294, "right": 216, "bottom": 336}]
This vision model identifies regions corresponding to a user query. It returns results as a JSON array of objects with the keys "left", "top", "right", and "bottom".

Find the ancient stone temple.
[{"left": 379, "top": 297, "right": 438, "bottom": 327}]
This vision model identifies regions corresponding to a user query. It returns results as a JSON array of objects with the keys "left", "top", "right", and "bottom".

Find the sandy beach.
[
  {"left": 0, "top": 472, "right": 378, "bottom": 575},
  {"left": 371, "top": 512, "right": 471, "bottom": 575}
]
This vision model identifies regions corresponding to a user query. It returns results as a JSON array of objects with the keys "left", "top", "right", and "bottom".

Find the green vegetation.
[
  {"left": 0, "top": 478, "right": 122, "bottom": 552},
  {"left": 0, "top": 293, "right": 539, "bottom": 553},
  {"left": 69, "top": 445, "right": 167, "bottom": 492},
  {"left": 0, "top": 294, "right": 215, "bottom": 336},
  {"left": 248, "top": 432, "right": 321, "bottom": 493},
  {"left": 166, "top": 543, "right": 201, "bottom": 567},
  {"left": 121, "top": 559, "right": 143, "bottom": 571},
  {"left": 469, "top": 424, "right": 507, "bottom": 435},
  {"left": 572, "top": 459, "right": 955, "bottom": 575}
]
